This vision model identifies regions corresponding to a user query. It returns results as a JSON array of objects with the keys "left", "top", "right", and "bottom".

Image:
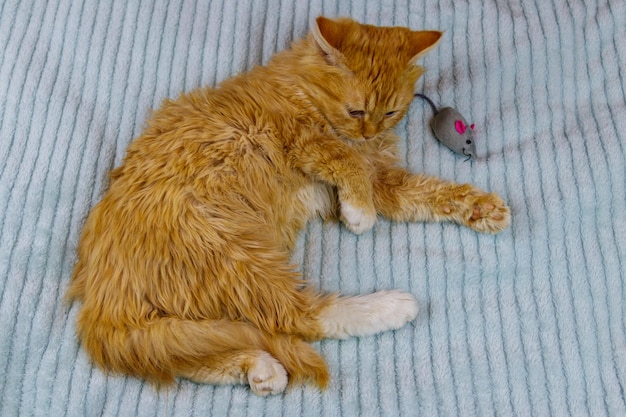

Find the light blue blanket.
[{"left": 1, "top": 0, "right": 625, "bottom": 416}]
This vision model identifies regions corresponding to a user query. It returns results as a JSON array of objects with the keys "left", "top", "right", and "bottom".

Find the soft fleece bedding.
[{"left": 1, "top": 0, "right": 625, "bottom": 416}]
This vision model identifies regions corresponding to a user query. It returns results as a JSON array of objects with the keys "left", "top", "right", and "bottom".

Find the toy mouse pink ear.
[{"left": 455, "top": 120, "right": 467, "bottom": 134}]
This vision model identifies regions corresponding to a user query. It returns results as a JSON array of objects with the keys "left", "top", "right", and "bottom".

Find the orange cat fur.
[{"left": 67, "top": 17, "right": 510, "bottom": 396}]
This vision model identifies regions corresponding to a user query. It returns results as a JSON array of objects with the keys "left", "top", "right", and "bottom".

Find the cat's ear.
[
  {"left": 408, "top": 31, "right": 444, "bottom": 63},
  {"left": 311, "top": 16, "right": 351, "bottom": 66}
]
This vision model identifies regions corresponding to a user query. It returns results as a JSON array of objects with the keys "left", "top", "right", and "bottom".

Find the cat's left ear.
[
  {"left": 408, "top": 31, "right": 444, "bottom": 63},
  {"left": 311, "top": 16, "right": 352, "bottom": 66}
]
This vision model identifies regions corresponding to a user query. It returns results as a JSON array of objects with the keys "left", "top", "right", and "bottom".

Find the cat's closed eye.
[
  {"left": 348, "top": 109, "right": 365, "bottom": 118},
  {"left": 384, "top": 111, "right": 398, "bottom": 118}
]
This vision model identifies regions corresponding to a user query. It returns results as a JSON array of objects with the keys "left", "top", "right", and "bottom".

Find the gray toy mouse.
[{"left": 415, "top": 94, "right": 476, "bottom": 161}]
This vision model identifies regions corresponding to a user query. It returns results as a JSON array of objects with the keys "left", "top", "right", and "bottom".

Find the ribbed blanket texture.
[{"left": 1, "top": 0, "right": 625, "bottom": 416}]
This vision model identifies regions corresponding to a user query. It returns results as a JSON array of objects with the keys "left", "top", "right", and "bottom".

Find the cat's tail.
[{"left": 75, "top": 311, "right": 330, "bottom": 389}]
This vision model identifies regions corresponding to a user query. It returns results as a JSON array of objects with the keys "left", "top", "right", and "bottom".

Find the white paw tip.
[
  {"left": 341, "top": 202, "right": 376, "bottom": 234},
  {"left": 321, "top": 290, "right": 419, "bottom": 339},
  {"left": 385, "top": 291, "right": 419, "bottom": 328},
  {"left": 248, "top": 354, "right": 288, "bottom": 396}
]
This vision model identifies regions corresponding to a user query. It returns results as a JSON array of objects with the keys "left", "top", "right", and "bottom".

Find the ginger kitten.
[{"left": 67, "top": 17, "right": 510, "bottom": 396}]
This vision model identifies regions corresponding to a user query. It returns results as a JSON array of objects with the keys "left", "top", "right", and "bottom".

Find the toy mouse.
[{"left": 415, "top": 93, "right": 476, "bottom": 161}]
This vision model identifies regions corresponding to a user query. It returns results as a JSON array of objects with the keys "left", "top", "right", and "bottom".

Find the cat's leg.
[
  {"left": 291, "top": 135, "right": 376, "bottom": 234},
  {"left": 231, "top": 269, "right": 419, "bottom": 340},
  {"left": 180, "top": 350, "right": 288, "bottom": 396},
  {"left": 372, "top": 166, "right": 510, "bottom": 233},
  {"left": 224, "top": 254, "right": 418, "bottom": 342},
  {"left": 224, "top": 257, "right": 335, "bottom": 340}
]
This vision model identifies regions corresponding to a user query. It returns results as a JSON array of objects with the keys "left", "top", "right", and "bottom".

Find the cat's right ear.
[
  {"left": 311, "top": 16, "right": 349, "bottom": 66},
  {"left": 408, "top": 31, "right": 444, "bottom": 63}
]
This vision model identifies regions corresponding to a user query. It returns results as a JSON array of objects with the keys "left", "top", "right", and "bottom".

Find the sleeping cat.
[{"left": 67, "top": 17, "right": 510, "bottom": 396}]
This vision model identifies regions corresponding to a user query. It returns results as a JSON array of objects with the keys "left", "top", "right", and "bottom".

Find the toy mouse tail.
[{"left": 414, "top": 93, "right": 439, "bottom": 115}]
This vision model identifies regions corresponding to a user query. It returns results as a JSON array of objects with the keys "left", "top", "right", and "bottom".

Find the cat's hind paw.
[
  {"left": 340, "top": 202, "right": 376, "bottom": 234},
  {"left": 248, "top": 353, "right": 288, "bottom": 396},
  {"left": 319, "top": 290, "right": 419, "bottom": 339}
]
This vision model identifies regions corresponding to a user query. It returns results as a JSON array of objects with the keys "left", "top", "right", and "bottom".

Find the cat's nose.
[{"left": 363, "top": 123, "right": 377, "bottom": 140}]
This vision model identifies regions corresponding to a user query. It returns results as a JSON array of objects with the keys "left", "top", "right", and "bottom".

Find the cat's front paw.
[
  {"left": 464, "top": 192, "right": 510, "bottom": 233},
  {"left": 248, "top": 353, "right": 288, "bottom": 396},
  {"left": 340, "top": 201, "right": 376, "bottom": 234},
  {"left": 438, "top": 185, "right": 510, "bottom": 233}
]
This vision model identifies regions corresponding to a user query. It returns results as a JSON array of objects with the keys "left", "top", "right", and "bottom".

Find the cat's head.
[{"left": 307, "top": 17, "right": 442, "bottom": 142}]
